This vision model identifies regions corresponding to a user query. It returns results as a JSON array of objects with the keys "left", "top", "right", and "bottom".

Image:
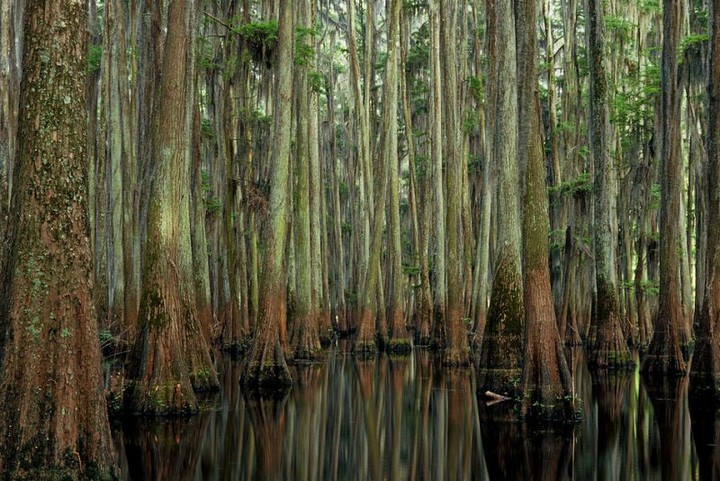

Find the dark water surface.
[{"left": 112, "top": 346, "right": 720, "bottom": 480}]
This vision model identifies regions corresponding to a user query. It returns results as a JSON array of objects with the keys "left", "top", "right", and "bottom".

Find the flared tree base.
[
  {"left": 588, "top": 347, "right": 636, "bottom": 370},
  {"left": 241, "top": 361, "right": 293, "bottom": 392},
  {"left": 443, "top": 347, "right": 471, "bottom": 367},
  {"left": 386, "top": 337, "right": 413, "bottom": 355},
  {"left": 291, "top": 346, "right": 324, "bottom": 362},
  {"left": 5, "top": 453, "right": 117, "bottom": 481},
  {"left": 642, "top": 352, "right": 688, "bottom": 378},
  {"left": 124, "top": 380, "right": 199, "bottom": 416},
  {"left": 352, "top": 339, "right": 377, "bottom": 358},
  {"left": 690, "top": 337, "right": 720, "bottom": 394},
  {"left": 520, "top": 393, "right": 579, "bottom": 424}
]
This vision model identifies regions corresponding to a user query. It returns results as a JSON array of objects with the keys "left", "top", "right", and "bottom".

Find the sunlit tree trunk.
[{"left": 0, "top": 0, "right": 115, "bottom": 475}]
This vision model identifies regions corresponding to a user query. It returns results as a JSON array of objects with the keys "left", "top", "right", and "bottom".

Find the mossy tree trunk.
[
  {"left": 440, "top": 0, "right": 470, "bottom": 366},
  {"left": 126, "top": 0, "right": 220, "bottom": 415},
  {"left": 399, "top": 7, "right": 433, "bottom": 347},
  {"left": 103, "top": 0, "right": 133, "bottom": 343},
  {"left": 346, "top": 0, "right": 372, "bottom": 338},
  {"left": 516, "top": 0, "right": 574, "bottom": 421},
  {"left": 477, "top": 0, "right": 524, "bottom": 395},
  {"left": 691, "top": 0, "right": 720, "bottom": 391},
  {"left": 290, "top": 0, "right": 322, "bottom": 361},
  {"left": 642, "top": 0, "right": 688, "bottom": 377},
  {"left": 241, "top": 0, "right": 294, "bottom": 389},
  {"left": 428, "top": 0, "right": 447, "bottom": 350},
  {"left": 0, "top": 0, "right": 115, "bottom": 476},
  {"left": 587, "top": 0, "right": 633, "bottom": 370},
  {"left": 385, "top": 0, "right": 412, "bottom": 355}
]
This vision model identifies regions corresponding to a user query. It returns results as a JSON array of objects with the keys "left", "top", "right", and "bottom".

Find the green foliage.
[
  {"left": 339, "top": 181, "right": 349, "bottom": 199},
  {"left": 87, "top": 44, "right": 102, "bottom": 75},
  {"left": 232, "top": 20, "right": 279, "bottom": 66},
  {"left": 403, "top": 0, "right": 429, "bottom": 12},
  {"left": 468, "top": 75, "right": 483, "bottom": 103},
  {"left": 462, "top": 110, "right": 479, "bottom": 134},
  {"left": 680, "top": 33, "right": 709, "bottom": 53},
  {"left": 650, "top": 183, "right": 661, "bottom": 210},
  {"left": 639, "top": 0, "right": 661, "bottom": 14},
  {"left": 402, "top": 264, "right": 420, "bottom": 276},
  {"left": 99, "top": 329, "right": 114, "bottom": 345},
  {"left": 549, "top": 229, "right": 565, "bottom": 252},
  {"left": 406, "top": 23, "right": 429, "bottom": 72},
  {"left": 605, "top": 16, "right": 635, "bottom": 42},
  {"left": 548, "top": 172, "right": 592, "bottom": 197},
  {"left": 640, "top": 279, "right": 659, "bottom": 296},
  {"left": 295, "top": 26, "right": 318, "bottom": 67},
  {"left": 308, "top": 70, "right": 326, "bottom": 94},
  {"left": 205, "top": 195, "right": 222, "bottom": 214},
  {"left": 201, "top": 118, "right": 214, "bottom": 139}
]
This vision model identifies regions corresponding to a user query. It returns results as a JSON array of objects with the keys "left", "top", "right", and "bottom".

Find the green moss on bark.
[
  {"left": 478, "top": 257, "right": 524, "bottom": 395},
  {"left": 386, "top": 338, "right": 413, "bottom": 355}
]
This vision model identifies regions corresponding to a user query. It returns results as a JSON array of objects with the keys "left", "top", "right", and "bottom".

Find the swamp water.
[{"left": 111, "top": 347, "right": 720, "bottom": 480}]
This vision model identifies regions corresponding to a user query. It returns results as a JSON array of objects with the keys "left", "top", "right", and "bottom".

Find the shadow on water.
[{"left": 114, "top": 347, "right": 720, "bottom": 480}]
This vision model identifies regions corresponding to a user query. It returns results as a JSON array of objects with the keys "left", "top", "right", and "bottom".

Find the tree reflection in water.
[{"left": 114, "top": 349, "right": 713, "bottom": 480}]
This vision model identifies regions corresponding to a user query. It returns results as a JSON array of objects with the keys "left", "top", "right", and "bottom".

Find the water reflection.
[{"left": 114, "top": 348, "right": 720, "bottom": 480}]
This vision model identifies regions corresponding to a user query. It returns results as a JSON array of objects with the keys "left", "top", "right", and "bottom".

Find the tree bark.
[
  {"left": 0, "top": 0, "right": 115, "bottom": 475},
  {"left": 516, "top": 0, "right": 574, "bottom": 421},
  {"left": 691, "top": 0, "right": 720, "bottom": 391},
  {"left": 126, "top": 0, "right": 220, "bottom": 414},
  {"left": 477, "top": 0, "right": 524, "bottom": 395},
  {"left": 587, "top": 0, "right": 633, "bottom": 369},
  {"left": 241, "top": 0, "right": 294, "bottom": 389},
  {"left": 642, "top": 0, "right": 688, "bottom": 377}
]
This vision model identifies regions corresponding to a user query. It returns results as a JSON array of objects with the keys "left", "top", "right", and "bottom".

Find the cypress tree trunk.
[
  {"left": 690, "top": 0, "right": 720, "bottom": 391},
  {"left": 441, "top": 0, "right": 470, "bottom": 366},
  {"left": 429, "top": 0, "right": 447, "bottom": 348},
  {"left": 385, "top": 0, "right": 412, "bottom": 354},
  {"left": 477, "top": 0, "right": 524, "bottom": 395},
  {"left": 642, "top": 0, "right": 688, "bottom": 376},
  {"left": 516, "top": 0, "right": 574, "bottom": 420},
  {"left": 0, "top": 0, "right": 115, "bottom": 475},
  {"left": 290, "top": 0, "right": 322, "bottom": 360},
  {"left": 126, "top": 0, "right": 220, "bottom": 414},
  {"left": 587, "top": 0, "right": 633, "bottom": 369},
  {"left": 241, "top": 0, "right": 294, "bottom": 388}
]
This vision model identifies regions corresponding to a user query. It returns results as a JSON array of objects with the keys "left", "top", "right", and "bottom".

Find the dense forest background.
[{"left": 1, "top": 0, "right": 720, "bottom": 477}]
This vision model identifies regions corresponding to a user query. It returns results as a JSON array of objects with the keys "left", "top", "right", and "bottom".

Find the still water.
[{"left": 112, "top": 346, "right": 720, "bottom": 480}]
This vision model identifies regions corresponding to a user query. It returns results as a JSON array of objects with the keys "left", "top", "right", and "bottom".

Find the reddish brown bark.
[
  {"left": 690, "top": 0, "right": 720, "bottom": 390},
  {"left": 0, "top": 0, "right": 115, "bottom": 476},
  {"left": 241, "top": 0, "right": 293, "bottom": 389}
]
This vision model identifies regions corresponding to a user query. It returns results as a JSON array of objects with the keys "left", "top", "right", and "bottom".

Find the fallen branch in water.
[{"left": 483, "top": 391, "right": 511, "bottom": 406}]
